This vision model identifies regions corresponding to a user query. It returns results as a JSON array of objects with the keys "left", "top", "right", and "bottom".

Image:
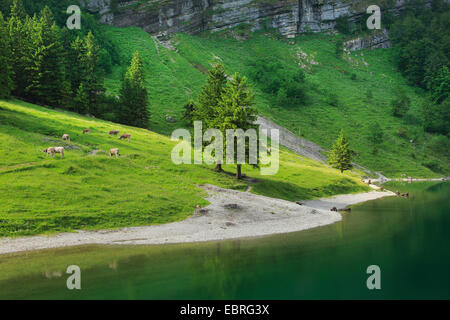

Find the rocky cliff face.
[{"left": 85, "top": 0, "right": 402, "bottom": 39}]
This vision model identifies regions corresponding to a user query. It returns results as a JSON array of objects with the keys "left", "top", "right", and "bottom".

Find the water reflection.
[{"left": 0, "top": 182, "right": 448, "bottom": 299}]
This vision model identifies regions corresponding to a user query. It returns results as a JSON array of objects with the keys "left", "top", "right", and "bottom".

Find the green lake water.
[{"left": 0, "top": 182, "right": 449, "bottom": 299}]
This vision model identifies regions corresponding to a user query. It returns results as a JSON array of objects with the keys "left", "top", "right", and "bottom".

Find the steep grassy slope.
[
  {"left": 0, "top": 99, "right": 368, "bottom": 237},
  {"left": 101, "top": 26, "right": 448, "bottom": 178}
]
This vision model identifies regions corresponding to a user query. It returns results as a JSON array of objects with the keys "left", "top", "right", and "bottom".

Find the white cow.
[{"left": 44, "top": 147, "right": 65, "bottom": 159}]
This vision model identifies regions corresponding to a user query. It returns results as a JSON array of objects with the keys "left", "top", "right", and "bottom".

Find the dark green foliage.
[
  {"left": 328, "top": 130, "right": 353, "bottom": 173},
  {"left": 1, "top": 0, "right": 116, "bottom": 119},
  {"left": 0, "top": 11, "right": 13, "bottom": 99},
  {"left": 367, "top": 122, "right": 384, "bottom": 154},
  {"left": 247, "top": 58, "right": 305, "bottom": 108},
  {"left": 390, "top": 0, "right": 449, "bottom": 92},
  {"left": 335, "top": 15, "right": 351, "bottom": 35},
  {"left": 422, "top": 98, "right": 450, "bottom": 135},
  {"left": 428, "top": 66, "right": 449, "bottom": 104},
  {"left": 216, "top": 73, "right": 259, "bottom": 179},
  {"left": 335, "top": 38, "right": 344, "bottom": 58},
  {"left": 421, "top": 158, "right": 443, "bottom": 173},
  {"left": 193, "top": 62, "right": 228, "bottom": 171},
  {"left": 26, "top": 6, "right": 65, "bottom": 106},
  {"left": 119, "top": 51, "right": 150, "bottom": 128},
  {"left": 391, "top": 89, "right": 410, "bottom": 117},
  {"left": 326, "top": 92, "right": 340, "bottom": 108},
  {"left": 182, "top": 99, "right": 196, "bottom": 125},
  {"left": 77, "top": 32, "right": 105, "bottom": 115},
  {"left": 194, "top": 61, "right": 228, "bottom": 126}
]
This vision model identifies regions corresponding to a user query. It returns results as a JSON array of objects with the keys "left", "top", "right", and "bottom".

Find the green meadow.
[
  {"left": 0, "top": 99, "right": 368, "bottom": 237},
  {"left": 101, "top": 26, "right": 447, "bottom": 178}
]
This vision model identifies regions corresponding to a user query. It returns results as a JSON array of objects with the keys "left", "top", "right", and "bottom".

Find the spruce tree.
[
  {"left": 8, "top": 0, "right": 32, "bottom": 97},
  {"left": 74, "top": 83, "right": 89, "bottom": 115},
  {"left": 26, "top": 6, "right": 65, "bottom": 106},
  {"left": 80, "top": 32, "right": 105, "bottom": 115},
  {"left": 216, "top": 73, "right": 258, "bottom": 179},
  {"left": 119, "top": 51, "right": 149, "bottom": 127},
  {"left": 10, "top": 0, "right": 27, "bottom": 19},
  {"left": 193, "top": 62, "right": 228, "bottom": 171},
  {"left": 328, "top": 130, "right": 353, "bottom": 173},
  {"left": 0, "top": 11, "right": 14, "bottom": 99}
]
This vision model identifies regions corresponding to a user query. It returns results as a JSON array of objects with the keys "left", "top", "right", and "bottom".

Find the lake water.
[{"left": 0, "top": 182, "right": 449, "bottom": 299}]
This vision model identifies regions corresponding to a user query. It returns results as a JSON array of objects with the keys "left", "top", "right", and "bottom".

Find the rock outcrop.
[
  {"left": 85, "top": 0, "right": 406, "bottom": 39},
  {"left": 344, "top": 29, "right": 391, "bottom": 51}
]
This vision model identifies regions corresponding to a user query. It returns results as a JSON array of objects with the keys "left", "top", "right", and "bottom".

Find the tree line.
[
  {"left": 390, "top": 0, "right": 449, "bottom": 135},
  {"left": 0, "top": 0, "right": 149, "bottom": 127}
]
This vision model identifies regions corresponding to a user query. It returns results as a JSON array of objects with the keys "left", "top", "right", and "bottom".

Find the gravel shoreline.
[{"left": 0, "top": 185, "right": 395, "bottom": 255}]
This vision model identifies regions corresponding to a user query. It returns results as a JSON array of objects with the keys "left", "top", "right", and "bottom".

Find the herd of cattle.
[{"left": 43, "top": 129, "right": 131, "bottom": 159}]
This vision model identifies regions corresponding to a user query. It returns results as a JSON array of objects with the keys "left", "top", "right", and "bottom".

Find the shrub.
[
  {"left": 422, "top": 159, "right": 443, "bottom": 172},
  {"left": 391, "top": 90, "right": 411, "bottom": 117}
]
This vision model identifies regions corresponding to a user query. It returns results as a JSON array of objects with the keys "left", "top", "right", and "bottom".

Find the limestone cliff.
[{"left": 85, "top": 0, "right": 403, "bottom": 39}]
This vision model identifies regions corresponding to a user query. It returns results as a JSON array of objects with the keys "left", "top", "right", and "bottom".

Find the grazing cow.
[
  {"left": 62, "top": 134, "right": 70, "bottom": 141},
  {"left": 83, "top": 129, "right": 90, "bottom": 134},
  {"left": 119, "top": 134, "right": 131, "bottom": 141},
  {"left": 109, "top": 148, "right": 120, "bottom": 158},
  {"left": 43, "top": 147, "right": 64, "bottom": 159},
  {"left": 109, "top": 130, "right": 120, "bottom": 136}
]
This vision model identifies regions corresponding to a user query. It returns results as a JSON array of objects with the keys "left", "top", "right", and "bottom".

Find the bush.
[
  {"left": 326, "top": 92, "right": 339, "bottom": 107},
  {"left": 247, "top": 58, "right": 306, "bottom": 108},
  {"left": 428, "top": 135, "right": 450, "bottom": 158},
  {"left": 335, "top": 15, "right": 351, "bottom": 35},
  {"left": 391, "top": 89, "right": 410, "bottom": 117},
  {"left": 396, "top": 127, "right": 408, "bottom": 138},
  {"left": 422, "top": 159, "right": 443, "bottom": 173}
]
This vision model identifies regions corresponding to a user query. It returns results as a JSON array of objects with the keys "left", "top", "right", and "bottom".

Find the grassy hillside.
[
  {"left": 0, "top": 99, "right": 368, "bottom": 237},
  {"left": 101, "top": 26, "right": 448, "bottom": 178}
]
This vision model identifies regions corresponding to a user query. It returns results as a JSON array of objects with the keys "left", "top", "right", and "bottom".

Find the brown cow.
[
  {"left": 331, "top": 207, "right": 338, "bottom": 212},
  {"left": 119, "top": 134, "right": 131, "bottom": 142},
  {"left": 109, "top": 130, "right": 120, "bottom": 136},
  {"left": 62, "top": 134, "right": 70, "bottom": 142},
  {"left": 83, "top": 129, "right": 91, "bottom": 134},
  {"left": 109, "top": 148, "right": 120, "bottom": 158},
  {"left": 43, "top": 147, "right": 64, "bottom": 159}
]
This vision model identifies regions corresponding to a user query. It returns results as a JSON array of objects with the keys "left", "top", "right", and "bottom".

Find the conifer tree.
[
  {"left": 193, "top": 62, "right": 228, "bottom": 171},
  {"left": 119, "top": 51, "right": 149, "bottom": 127},
  {"left": 10, "top": 0, "right": 26, "bottom": 19},
  {"left": 8, "top": 0, "right": 32, "bottom": 97},
  {"left": 81, "top": 32, "right": 104, "bottom": 114},
  {"left": 216, "top": 73, "right": 258, "bottom": 179},
  {"left": 328, "top": 130, "right": 353, "bottom": 173},
  {"left": 26, "top": 6, "right": 65, "bottom": 106},
  {"left": 74, "top": 82, "right": 89, "bottom": 114},
  {"left": 0, "top": 11, "right": 14, "bottom": 99}
]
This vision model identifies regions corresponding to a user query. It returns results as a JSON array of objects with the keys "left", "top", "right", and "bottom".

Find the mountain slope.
[
  {"left": 0, "top": 99, "right": 368, "bottom": 237},
  {"left": 101, "top": 26, "right": 448, "bottom": 178}
]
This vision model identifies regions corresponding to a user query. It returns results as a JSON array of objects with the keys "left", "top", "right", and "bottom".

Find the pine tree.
[
  {"left": 10, "top": 0, "right": 27, "bottom": 19},
  {"left": 0, "top": 11, "right": 14, "bottom": 99},
  {"left": 328, "top": 130, "right": 353, "bottom": 173},
  {"left": 26, "top": 6, "right": 65, "bottom": 106},
  {"left": 216, "top": 73, "right": 258, "bottom": 179},
  {"left": 74, "top": 83, "right": 89, "bottom": 114},
  {"left": 8, "top": 0, "right": 32, "bottom": 97},
  {"left": 194, "top": 62, "right": 227, "bottom": 126},
  {"left": 80, "top": 32, "right": 105, "bottom": 115},
  {"left": 193, "top": 62, "right": 228, "bottom": 171},
  {"left": 68, "top": 36, "right": 85, "bottom": 95},
  {"left": 119, "top": 51, "right": 149, "bottom": 127},
  {"left": 367, "top": 122, "right": 384, "bottom": 155}
]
